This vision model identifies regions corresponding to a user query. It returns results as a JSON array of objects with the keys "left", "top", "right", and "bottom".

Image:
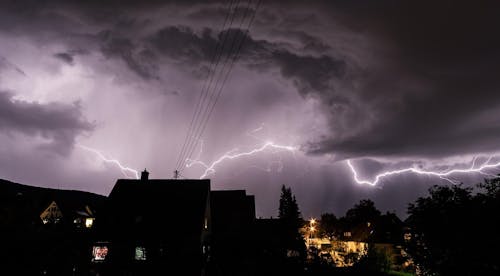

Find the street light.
[{"left": 308, "top": 218, "right": 316, "bottom": 249}]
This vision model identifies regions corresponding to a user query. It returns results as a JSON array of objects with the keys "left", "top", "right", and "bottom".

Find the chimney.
[{"left": 141, "top": 169, "right": 149, "bottom": 181}]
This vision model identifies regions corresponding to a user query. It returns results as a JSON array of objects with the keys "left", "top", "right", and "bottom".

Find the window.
[
  {"left": 85, "top": 218, "right": 94, "bottom": 228},
  {"left": 135, "top": 246, "right": 147, "bottom": 261},
  {"left": 92, "top": 246, "right": 109, "bottom": 262},
  {"left": 343, "top": 232, "right": 351, "bottom": 237}
]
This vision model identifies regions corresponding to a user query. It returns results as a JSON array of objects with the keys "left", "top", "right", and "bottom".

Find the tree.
[
  {"left": 406, "top": 179, "right": 500, "bottom": 276},
  {"left": 343, "top": 199, "right": 381, "bottom": 241},
  {"left": 278, "top": 185, "right": 305, "bottom": 259},
  {"left": 345, "top": 199, "right": 381, "bottom": 225},
  {"left": 355, "top": 244, "right": 392, "bottom": 273},
  {"left": 318, "top": 213, "right": 337, "bottom": 240},
  {"left": 278, "top": 185, "right": 302, "bottom": 229}
]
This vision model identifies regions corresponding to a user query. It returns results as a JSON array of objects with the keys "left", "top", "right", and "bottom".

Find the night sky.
[{"left": 1, "top": 0, "right": 500, "bottom": 218}]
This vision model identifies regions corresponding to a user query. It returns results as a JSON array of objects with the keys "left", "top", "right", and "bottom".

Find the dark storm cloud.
[
  {"left": 147, "top": 24, "right": 346, "bottom": 91},
  {"left": 3, "top": 0, "right": 500, "bottom": 162},
  {"left": 300, "top": 0, "right": 500, "bottom": 159},
  {"left": 149, "top": 26, "right": 216, "bottom": 65},
  {"left": 53, "top": 52, "right": 74, "bottom": 65},
  {"left": 99, "top": 31, "right": 160, "bottom": 80},
  {"left": 0, "top": 91, "right": 94, "bottom": 155}
]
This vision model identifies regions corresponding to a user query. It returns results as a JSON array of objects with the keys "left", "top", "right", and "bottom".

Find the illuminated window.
[
  {"left": 85, "top": 218, "right": 94, "bottom": 228},
  {"left": 92, "top": 246, "right": 109, "bottom": 262},
  {"left": 344, "top": 232, "right": 351, "bottom": 237},
  {"left": 135, "top": 246, "right": 147, "bottom": 261},
  {"left": 404, "top": 233, "right": 412, "bottom": 241}
]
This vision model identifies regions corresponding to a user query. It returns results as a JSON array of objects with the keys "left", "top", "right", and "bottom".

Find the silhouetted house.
[
  {"left": 0, "top": 179, "right": 106, "bottom": 275},
  {"left": 211, "top": 190, "right": 255, "bottom": 234},
  {"left": 100, "top": 172, "right": 211, "bottom": 275},
  {"left": 209, "top": 190, "right": 256, "bottom": 274}
]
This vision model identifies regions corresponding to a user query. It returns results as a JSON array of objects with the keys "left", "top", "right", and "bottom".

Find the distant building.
[{"left": 39, "top": 200, "right": 97, "bottom": 229}]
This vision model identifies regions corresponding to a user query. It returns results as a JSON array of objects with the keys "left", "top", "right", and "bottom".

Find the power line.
[
  {"left": 175, "top": 0, "right": 239, "bottom": 170},
  {"left": 179, "top": 0, "right": 262, "bottom": 174},
  {"left": 176, "top": 0, "right": 248, "bottom": 171},
  {"left": 179, "top": 0, "right": 253, "bottom": 171},
  {"left": 178, "top": 0, "right": 256, "bottom": 172}
]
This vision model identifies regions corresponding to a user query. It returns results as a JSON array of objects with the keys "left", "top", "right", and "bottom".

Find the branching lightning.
[
  {"left": 77, "top": 145, "right": 139, "bottom": 179},
  {"left": 77, "top": 137, "right": 500, "bottom": 186},
  {"left": 347, "top": 156, "right": 500, "bottom": 186},
  {"left": 186, "top": 141, "right": 297, "bottom": 179}
]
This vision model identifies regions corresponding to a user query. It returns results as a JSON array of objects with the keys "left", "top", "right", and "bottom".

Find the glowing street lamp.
[{"left": 308, "top": 218, "right": 316, "bottom": 248}]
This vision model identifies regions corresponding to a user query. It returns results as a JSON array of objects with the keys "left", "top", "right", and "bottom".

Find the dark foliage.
[
  {"left": 278, "top": 185, "right": 306, "bottom": 260},
  {"left": 406, "top": 177, "right": 500, "bottom": 276},
  {"left": 318, "top": 213, "right": 337, "bottom": 240}
]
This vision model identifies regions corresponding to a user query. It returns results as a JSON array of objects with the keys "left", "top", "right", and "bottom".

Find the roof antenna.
[
  {"left": 174, "top": 170, "right": 179, "bottom": 179},
  {"left": 141, "top": 169, "right": 149, "bottom": 181}
]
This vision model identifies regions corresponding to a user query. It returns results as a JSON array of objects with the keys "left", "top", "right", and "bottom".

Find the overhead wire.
[
  {"left": 178, "top": 0, "right": 261, "bottom": 174},
  {"left": 176, "top": 0, "right": 247, "bottom": 171},
  {"left": 175, "top": 0, "right": 239, "bottom": 170}
]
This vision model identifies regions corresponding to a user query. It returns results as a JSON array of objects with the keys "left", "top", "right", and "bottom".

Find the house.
[
  {"left": 98, "top": 170, "right": 211, "bottom": 275},
  {"left": 39, "top": 200, "right": 97, "bottom": 229},
  {"left": 209, "top": 190, "right": 256, "bottom": 274}
]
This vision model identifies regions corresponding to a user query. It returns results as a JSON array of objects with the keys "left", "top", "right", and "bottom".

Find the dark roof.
[
  {"left": 107, "top": 179, "right": 210, "bottom": 237},
  {"left": 210, "top": 190, "right": 255, "bottom": 233}
]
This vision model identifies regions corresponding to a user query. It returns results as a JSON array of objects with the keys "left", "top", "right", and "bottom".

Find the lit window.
[
  {"left": 85, "top": 218, "right": 94, "bottom": 228},
  {"left": 92, "top": 246, "right": 108, "bottom": 262},
  {"left": 135, "top": 246, "right": 147, "bottom": 261},
  {"left": 404, "top": 233, "right": 412, "bottom": 241},
  {"left": 344, "top": 232, "right": 351, "bottom": 237}
]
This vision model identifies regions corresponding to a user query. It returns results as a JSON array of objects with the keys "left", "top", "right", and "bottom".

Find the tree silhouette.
[
  {"left": 406, "top": 178, "right": 500, "bottom": 276},
  {"left": 345, "top": 199, "right": 381, "bottom": 225},
  {"left": 278, "top": 185, "right": 305, "bottom": 259},
  {"left": 318, "top": 213, "right": 337, "bottom": 240},
  {"left": 342, "top": 199, "right": 381, "bottom": 241}
]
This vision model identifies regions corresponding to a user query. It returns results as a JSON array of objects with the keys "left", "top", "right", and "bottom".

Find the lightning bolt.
[
  {"left": 77, "top": 144, "right": 139, "bottom": 179},
  {"left": 347, "top": 156, "right": 500, "bottom": 186},
  {"left": 186, "top": 141, "right": 297, "bottom": 179}
]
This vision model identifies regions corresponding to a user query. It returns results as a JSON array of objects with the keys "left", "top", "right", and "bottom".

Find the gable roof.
[
  {"left": 107, "top": 179, "right": 210, "bottom": 237},
  {"left": 40, "top": 201, "right": 63, "bottom": 222}
]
